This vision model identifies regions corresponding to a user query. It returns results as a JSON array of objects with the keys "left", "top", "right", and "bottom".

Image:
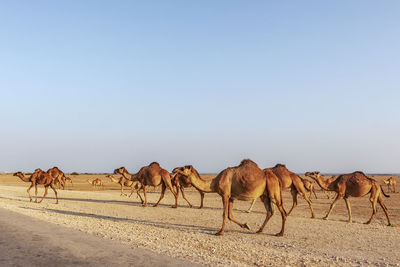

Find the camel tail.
[{"left": 380, "top": 185, "right": 390, "bottom": 198}]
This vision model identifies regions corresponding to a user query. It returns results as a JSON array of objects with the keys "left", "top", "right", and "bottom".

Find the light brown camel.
[
  {"left": 114, "top": 162, "right": 177, "bottom": 207},
  {"left": 305, "top": 171, "right": 391, "bottom": 225},
  {"left": 247, "top": 176, "right": 317, "bottom": 213},
  {"left": 383, "top": 177, "right": 396, "bottom": 193},
  {"left": 64, "top": 177, "right": 73, "bottom": 188},
  {"left": 106, "top": 175, "right": 144, "bottom": 203},
  {"left": 47, "top": 167, "right": 66, "bottom": 189},
  {"left": 87, "top": 178, "right": 103, "bottom": 188},
  {"left": 173, "top": 160, "right": 287, "bottom": 236},
  {"left": 271, "top": 164, "right": 315, "bottom": 218},
  {"left": 302, "top": 178, "right": 318, "bottom": 199},
  {"left": 14, "top": 170, "right": 58, "bottom": 204},
  {"left": 171, "top": 167, "right": 205, "bottom": 208}
]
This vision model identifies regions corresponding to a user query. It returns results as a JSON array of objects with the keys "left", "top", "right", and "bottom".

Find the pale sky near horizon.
[{"left": 1, "top": 1, "right": 399, "bottom": 174}]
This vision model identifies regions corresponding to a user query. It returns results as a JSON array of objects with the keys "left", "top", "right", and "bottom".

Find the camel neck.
[
  {"left": 108, "top": 175, "right": 120, "bottom": 183},
  {"left": 189, "top": 174, "right": 216, "bottom": 193},
  {"left": 314, "top": 176, "right": 331, "bottom": 191},
  {"left": 16, "top": 174, "right": 31, "bottom": 182}
]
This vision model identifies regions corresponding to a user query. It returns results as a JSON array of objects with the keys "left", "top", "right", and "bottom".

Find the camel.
[
  {"left": 171, "top": 168, "right": 205, "bottom": 208},
  {"left": 13, "top": 170, "right": 58, "bottom": 204},
  {"left": 269, "top": 164, "right": 315, "bottom": 218},
  {"left": 64, "top": 177, "right": 73, "bottom": 188},
  {"left": 87, "top": 178, "right": 103, "bottom": 189},
  {"left": 383, "top": 177, "right": 396, "bottom": 193},
  {"left": 173, "top": 160, "right": 287, "bottom": 236},
  {"left": 106, "top": 174, "right": 144, "bottom": 203},
  {"left": 47, "top": 167, "right": 66, "bottom": 189},
  {"left": 247, "top": 176, "right": 317, "bottom": 213},
  {"left": 114, "top": 162, "right": 177, "bottom": 207},
  {"left": 305, "top": 171, "right": 391, "bottom": 225}
]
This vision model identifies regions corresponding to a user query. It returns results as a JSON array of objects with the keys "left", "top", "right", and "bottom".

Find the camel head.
[
  {"left": 114, "top": 167, "right": 127, "bottom": 175},
  {"left": 13, "top": 172, "right": 23, "bottom": 177},
  {"left": 304, "top": 171, "right": 321, "bottom": 180},
  {"left": 172, "top": 165, "right": 200, "bottom": 182},
  {"left": 383, "top": 180, "right": 389, "bottom": 185}
]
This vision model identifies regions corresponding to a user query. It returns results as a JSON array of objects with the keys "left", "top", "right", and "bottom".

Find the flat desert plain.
[{"left": 0, "top": 173, "right": 399, "bottom": 266}]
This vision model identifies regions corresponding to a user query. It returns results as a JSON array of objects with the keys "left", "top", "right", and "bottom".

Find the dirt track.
[{"left": 0, "top": 174, "right": 399, "bottom": 266}]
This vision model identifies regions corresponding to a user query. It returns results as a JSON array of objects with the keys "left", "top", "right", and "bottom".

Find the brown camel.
[
  {"left": 305, "top": 171, "right": 391, "bottom": 225},
  {"left": 106, "top": 175, "right": 144, "bottom": 203},
  {"left": 171, "top": 167, "right": 205, "bottom": 208},
  {"left": 14, "top": 170, "right": 58, "bottom": 204},
  {"left": 114, "top": 162, "right": 177, "bottom": 207},
  {"left": 247, "top": 176, "right": 317, "bottom": 213},
  {"left": 383, "top": 177, "right": 396, "bottom": 193},
  {"left": 302, "top": 178, "right": 318, "bottom": 199},
  {"left": 173, "top": 160, "right": 287, "bottom": 236},
  {"left": 47, "top": 167, "right": 66, "bottom": 189},
  {"left": 87, "top": 178, "right": 103, "bottom": 188},
  {"left": 270, "top": 164, "right": 315, "bottom": 218}
]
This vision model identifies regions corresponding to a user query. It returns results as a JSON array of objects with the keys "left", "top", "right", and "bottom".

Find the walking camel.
[
  {"left": 269, "top": 164, "right": 315, "bottom": 218},
  {"left": 114, "top": 162, "right": 177, "bottom": 207},
  {"left": 14, "top": 169, "right": 58, "bottom": 204},
  {"left": 171, "top": 168, "right": 205, "bottom": 208},
  {"left": 47, "top": 167, "right": 67, "bottom": 189},
  {"left": 305, "top": 171, "right": 391, "bottom": 225},
  {"left": 173, "top": 160, "right": 287, "bottom": 236},
  {"left": 106, "top": 174, "right": 144, "bottom": 203},
  {"left": 87, "top": 178, "right": 103, "bottom": 189},
  {"left": 247, "top": 176, "right": 317, "bottom": 213},
  {"left": 383, "top": 177, "right": 396, "bottom": 193}
]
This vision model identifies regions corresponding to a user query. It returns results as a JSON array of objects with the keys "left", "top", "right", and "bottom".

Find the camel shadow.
[{"left": 21, "top": 206, "right": 218, "bottom": 234}]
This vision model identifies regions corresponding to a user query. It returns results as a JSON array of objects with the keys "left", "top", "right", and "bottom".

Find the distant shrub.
[{"left": 70, "top": 172, "right": 79, "bottom": 175}]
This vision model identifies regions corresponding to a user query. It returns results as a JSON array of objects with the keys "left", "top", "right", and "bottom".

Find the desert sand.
[{"left": 0, "top": 173, "right": 399, "bottom": 266}]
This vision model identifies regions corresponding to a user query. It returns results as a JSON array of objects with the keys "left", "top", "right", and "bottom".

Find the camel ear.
[{"left": 185, "top": 165, "right": 193, "bottom": 171}]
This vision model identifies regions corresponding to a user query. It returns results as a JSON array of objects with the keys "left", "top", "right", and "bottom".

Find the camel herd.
[{"left": 13, "top": 160, "right": 397, "bottom": 236}]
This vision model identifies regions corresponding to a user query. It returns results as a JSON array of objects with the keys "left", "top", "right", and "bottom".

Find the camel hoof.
[
  {"left": 243, "top": 223, "right": 250, "bottom": 230},
  {"left": 311, "top": 215, "right": 315, "bottom": 219},
  {"left": 275, "top": 232, "right": 284, "bottom": 237},
  {"left": 323, "top": 217, "right": 329, "bottom": 220},
  {"left": 364, "top": 221, "right": 371, "bottom": 225},
  {"left": 198, "top": 206, "right": 203, "bottom": 209},
  {"left": 142, "top": 204, "right": 148, "bottom": 207},
  {"left": 171, "top": 205, "right": 177, "bottom": 208},
  {"left": 256, "top": 229, "right": 262, "bottom": 234},
  {"left": 215, "top": 231, "right": 224, "bottom": 236}
]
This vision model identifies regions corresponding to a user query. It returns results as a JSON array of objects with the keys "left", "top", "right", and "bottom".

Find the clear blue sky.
[{"left": 1, "top": 1, "right": 399, "bottom": 173}]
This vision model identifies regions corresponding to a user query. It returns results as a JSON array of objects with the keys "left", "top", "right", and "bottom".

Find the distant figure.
[{"left": 383, "top": 177, "right": 396, "bottom": 193}]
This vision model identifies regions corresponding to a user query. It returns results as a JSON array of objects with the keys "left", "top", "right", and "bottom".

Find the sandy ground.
[{"left": 0, "top": 173, "right": 399, "bottom": 266}]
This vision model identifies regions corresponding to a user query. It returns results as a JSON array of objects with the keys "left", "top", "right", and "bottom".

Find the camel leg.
[
  {"left": 50, "top": 183, "right": 58, "bottom": 204},
  {"left": 161, "top": 174, "right": 177, "bottom": 197},
  {"left": 216, "top": 196, "right": 229, "bottom": 236},
  {"left": 287, "top": 188, "right": 298, "bottom": 216},
  {"left": 120, "top": 185, "right": 127, "bottom": 196},
  {"left": 256, "top": 195, "right": 273, "bottom": 234},
  {"left": 324, "top": 194, "right": 342, "bottom": 220},
  {"left": 34, "top": 184, "right": 38, "bottom": 203},
  {"left": 227, "top": 199, "right": 250, "bottom": 230},
  {"left": 312, "top": 186, "right": 318, "bottom": 199},
  {"left": 142, "top": 185, "right": 148, "bottom": 207},
  {"left": 365, "top": 197, "right": 378, "bottom": 225},
  {"left": 377, "top": 195, "right": 391, "bottom": 226},
  {"left": 136, "top": 189, "right": 144, "bottom": 204},
  {"left": 27, "top": 183, "right": 34, "bottom": 202},
  {"left": 247, "top": 199, "right": 257, "bottom": 213},
  {"left": 344, "top": 197, "right": 352, "bottom": 223},
  {"left": 39, "top": 186, "right": 49, "bottom": 203},
  {"left": 302, "top": 191, "right": 315, "bottom": 218},
  {"left": 199, "top": 191, "right": 204, "bottom": 209},
  {"left": 153, "top": 183, "right": 166, "bottom": 207},
  {"left": 180, "top": 187, "right": 193, "bottom": 208},
  {"left": 394, "top": 184, "right": 396, "bottom": 193},
  {"left": 172, "top": 184, "right": 179, "bottom": 208}
]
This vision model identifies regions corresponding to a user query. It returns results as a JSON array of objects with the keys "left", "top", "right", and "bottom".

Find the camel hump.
[
  {"left": 149, "top": 162, "right": 160, "bottom": 167},
  {"left": 274, "top": 163, "right": 286, "bottom": 168},
  {"left": 239, "top": 159, "right": 258, "bottom": 167}
]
